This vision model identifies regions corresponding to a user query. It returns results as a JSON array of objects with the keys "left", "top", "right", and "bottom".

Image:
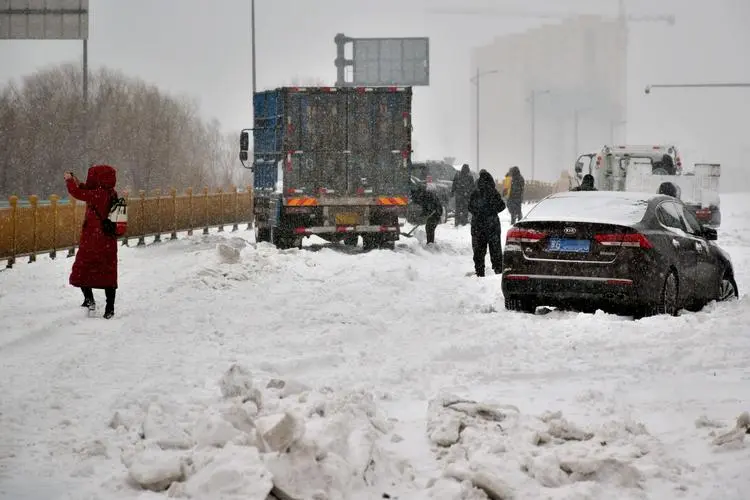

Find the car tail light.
[
  {"left": 506, "top": 228, "right": 546, "bottom": 243},
  {"left": 695, "top": 208, "right": 711, "bottom": 220},
  {"left": 594, "top": 232, "right": 652, "bottom": 249}
]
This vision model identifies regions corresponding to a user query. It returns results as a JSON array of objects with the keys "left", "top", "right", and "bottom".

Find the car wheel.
[
  {"left": 659, "top": 272, "right": 679, "bottom": 316},
  {"left": 505, "top": 296, "right": 537, "bottom": 314},
  {"left": 719, "top": 272, "right": 739, "bottom": 301}
]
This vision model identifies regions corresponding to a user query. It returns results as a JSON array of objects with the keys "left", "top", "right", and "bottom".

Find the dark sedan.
[{"left": 501, "top": 191, "right": 738, "bottom": 318}]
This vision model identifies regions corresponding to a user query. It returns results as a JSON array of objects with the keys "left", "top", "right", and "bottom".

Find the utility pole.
[
  {"left": 528, "top": 89, "right": 550, "bottom": 181},
  {"left": 251, "top": 0, "right": 257, "bottom": 95},
  {"left": 82, "top": 38, "right": 89, "bottom": 169},
  {"left": 470, "top": 68, "right": 500, "bottom": 173}
]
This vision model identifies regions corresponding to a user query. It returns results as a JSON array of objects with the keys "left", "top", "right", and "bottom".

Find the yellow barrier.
[{"left": 0, "top": 186, "right": 254, "bottom": 267}]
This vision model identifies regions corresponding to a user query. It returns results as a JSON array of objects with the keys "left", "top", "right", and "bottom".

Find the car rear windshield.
[{"left": 525, "top": 193, "right": 650, "bottom": 226}]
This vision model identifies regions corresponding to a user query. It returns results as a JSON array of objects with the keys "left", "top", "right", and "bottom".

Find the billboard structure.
[
  {"left": 334, "top": 33, "right": 429, "bottom": 87},
  {"left": 0, "top": 0, "right": 88, "bottom": 39}
]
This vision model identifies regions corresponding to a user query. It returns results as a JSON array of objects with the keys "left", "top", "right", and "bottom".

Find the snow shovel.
[{"left": 401, "top": 211, "right": 436, "bottom": 238}]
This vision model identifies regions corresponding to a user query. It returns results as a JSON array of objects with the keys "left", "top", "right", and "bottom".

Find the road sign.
[
  {"left": 335, "top": 34, "right": 429, "bottom": 87},
  {"left": 0, "top": 0, "right": 89, "bottom": 40}
]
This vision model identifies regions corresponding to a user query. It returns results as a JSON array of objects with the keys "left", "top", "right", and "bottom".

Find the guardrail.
[{"left": 0, "top": 187, "right": 254, "bottom": 268}]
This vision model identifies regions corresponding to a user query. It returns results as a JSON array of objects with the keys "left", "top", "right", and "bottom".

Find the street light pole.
[
  {"left": 251, "top": 0, "right": 257, "bottom": 95},
  {"left": 470, "top": 68, "right": 500, "bottom": 173},
  {"left": 645, "top": 82, "right": 750, "bottom": 94},
  {"left": 528, "top": 89, "right": 550, "bottom": 181}
]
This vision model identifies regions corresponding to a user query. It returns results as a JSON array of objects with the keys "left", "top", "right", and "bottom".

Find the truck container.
[{"left": 239, "top": 86, "right": 412, "bottom": 249}]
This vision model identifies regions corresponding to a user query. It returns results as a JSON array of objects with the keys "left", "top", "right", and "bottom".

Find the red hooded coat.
[{"left": 65, "top": 165, "right": 119, "bottom": 289}]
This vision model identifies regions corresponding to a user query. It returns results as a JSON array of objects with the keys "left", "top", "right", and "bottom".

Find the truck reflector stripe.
[
  {"left": 286, "top": 197, "right": 318, "bottom": 207},
  {"left": 376, "top": 196, "right": 408, "bottom": 206}
]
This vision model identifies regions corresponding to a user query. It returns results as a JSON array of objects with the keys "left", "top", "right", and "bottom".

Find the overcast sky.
[{"left": 2, "top": 0, "right": 749, "bottom": 188}]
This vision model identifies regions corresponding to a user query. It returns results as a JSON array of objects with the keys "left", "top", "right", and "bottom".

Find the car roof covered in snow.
[{"left": 524, "top": 191, "right": 664, "bottom": 226}]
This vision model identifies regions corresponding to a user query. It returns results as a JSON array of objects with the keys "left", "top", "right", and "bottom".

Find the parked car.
[{"left": 502, "top": 191, "right": 738, "bottom": 318}]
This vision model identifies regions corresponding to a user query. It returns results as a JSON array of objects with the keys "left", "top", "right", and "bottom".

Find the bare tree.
[{"left": 0, "top": 64, "right": 243, "bottom": 198}]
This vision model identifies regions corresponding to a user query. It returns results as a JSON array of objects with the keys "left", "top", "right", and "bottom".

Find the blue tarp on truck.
[{"left": 244, "top": 86, "right": 413, "bottom": 250}]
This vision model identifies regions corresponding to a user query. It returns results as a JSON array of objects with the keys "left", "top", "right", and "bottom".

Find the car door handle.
[{"left": 672, "top": 239, "right": 680, "bottom": 248}]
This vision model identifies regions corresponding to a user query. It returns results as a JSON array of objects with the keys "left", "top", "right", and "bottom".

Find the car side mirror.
[
  {"left": 574, "top": 162, "right": 583, "bottom": 174},
  {"left": 702, "top": 226, "right": 718, "bottom": 241}
]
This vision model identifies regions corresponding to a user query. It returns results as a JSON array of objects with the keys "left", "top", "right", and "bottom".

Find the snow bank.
[
  {"left": 111, "top": 364, "right": 415, "bottom": 499},
  {"left": 423, "top": 394, "right": 695, "bottom": 499}
]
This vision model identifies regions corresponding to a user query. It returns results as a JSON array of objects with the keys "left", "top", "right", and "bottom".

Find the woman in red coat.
[{"left": 64, "top": 165, "right": 119, "bottom": 319}]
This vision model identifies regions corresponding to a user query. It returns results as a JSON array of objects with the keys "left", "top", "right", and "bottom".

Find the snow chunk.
[
  {"left": 256, "top": 411, "right": 305, "bottom": 453},
  {"left": 182, "top": 444, "right": 272, "bottom": 499},
  {"left": 218, "top": 364, "right": 262, "bottom": 408},
  {"left": 192, "top": 411, "right": 243, "bottom": 448},
  {"left": 126, "top": 444, "right": 186, "bottom": 492},
  {"left": 711, "top": 411, "right": 750, "bottom": 449},
  {"left": 142, "top": 403, "right": 192, "bottom": 450},
  {"left": 217, "top": 242, "right": 242, "bottom": 264}
]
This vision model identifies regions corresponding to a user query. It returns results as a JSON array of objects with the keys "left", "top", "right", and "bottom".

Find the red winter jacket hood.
[{"left": 83, "top": 165, "right": 117, "bottom": 190}]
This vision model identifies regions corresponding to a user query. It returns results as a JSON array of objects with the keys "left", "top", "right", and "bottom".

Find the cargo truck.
[{"left": 239, "top": 86, "right": 413, "bottom": 250}]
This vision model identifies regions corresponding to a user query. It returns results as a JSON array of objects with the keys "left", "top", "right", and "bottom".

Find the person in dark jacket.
[
  {"left": 573, "top": 174, "right": 597, "bottom": 191},
  {"left": 506, "top": 166, "right": 525, "bottom": 225},
  {"left": 468, "top": 170, "right": 506, "bottom": 277},
  {"left": 658, "top": 181, "right": 680, "bottom": 199},
  {"left": 451, "top": 164, "right": 475, "bottom": 226},
  {"left": 411, "top": 184, "right": 443, "bottom": 244},
  {"left": 64, "top": 165, "right": 119, "bottom": 319}
]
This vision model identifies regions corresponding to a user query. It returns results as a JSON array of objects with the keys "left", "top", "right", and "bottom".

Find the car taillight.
[
  {"left": 594, "top": 232, "right": 652, "bottom": 249},
  {"left": 506, "top": 228, "right": 546, "bottom": 243},
  {"left": 695, "top": 208, "right": 711, "bottom": 220}
]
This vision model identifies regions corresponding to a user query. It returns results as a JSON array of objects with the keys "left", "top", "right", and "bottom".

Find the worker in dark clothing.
[
  {"left": 451, "top": 164, "right": 475, "bottom": 226},
  {"left": 468, "top": 170, "right": 506, "bottom": 277},
  {"left": 506, "top": 166, "right": 525, "bottom": 225},
  {"left": 411, "top": 184, "right": 443, "bottom": 245},
  {"left": 658, "top": 181, "right": 680, "bottom": 199},
  {"left": 573, "top": 174, "right": 597, "bottom": 191}
]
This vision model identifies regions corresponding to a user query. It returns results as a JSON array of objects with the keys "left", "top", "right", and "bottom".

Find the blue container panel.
[
  {"left": 253, "top": 160, "right": 278, "bottom": 191},
  {"left": 253, "top": 90, "right": 284, "bottom": 156},
  {"left": 253, "top": 90, "right": 285, "bottom": 191}
]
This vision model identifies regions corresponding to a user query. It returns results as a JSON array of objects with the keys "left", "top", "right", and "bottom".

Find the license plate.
[
  {"left": 548, "top": 237, "right": 591, "bottom": 253},
  {"left": 335, "top": 212, "right": 360, "bottom": 225}
]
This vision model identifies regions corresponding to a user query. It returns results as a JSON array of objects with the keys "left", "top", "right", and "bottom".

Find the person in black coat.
[
  {"left": 572, "top": 174, "right": 597, "bottom": 191},
  {"left": 451, "top": 164, "right": 475, "bottom": 226},
  {"left": 468, "top": 170, "right": 506, "bottom": 277},
  {"left": 506, "top": 166, "right": 525, "bottom": 225},
  {"left": 411, "top": 184, "right": 443, "bottom": 244}
]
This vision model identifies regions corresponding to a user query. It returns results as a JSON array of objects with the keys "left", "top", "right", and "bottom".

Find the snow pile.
[
  {"left": 187, "top": 237, "right": 294, "bottom": 289},
  {"left": 701, "top": 411, "right": 750, "bottom": 450},
  {"left": 111, "top": 364, "right": 415, "bottom": 499},
  {"left": 423, "top": 394, "right": 693, "bottom": 499}
]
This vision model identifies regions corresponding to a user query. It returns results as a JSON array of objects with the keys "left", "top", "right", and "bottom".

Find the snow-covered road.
[{"left": 1, "top": 196, "right": 749, "bottom": 499}]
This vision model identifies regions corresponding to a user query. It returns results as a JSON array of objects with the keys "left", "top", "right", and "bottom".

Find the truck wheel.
[
  {"left": 255, "top": 226, "right": 271, "bottom": 243},
  {"left": 272, "top": 230, "right": 295, "bottom": 250},
  {"left": 362, "top": 235, "right": 377, "bottom": 251}
]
